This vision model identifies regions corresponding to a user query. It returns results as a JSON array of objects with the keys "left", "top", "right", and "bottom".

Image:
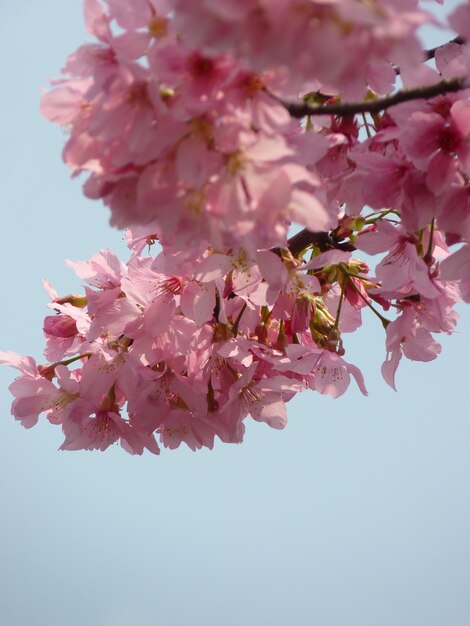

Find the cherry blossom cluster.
[
  {"left": 2, "top": 0, "right": 470, "bottom": 454},
  {"left": 1, "top": 246, "right": 371, "bottom": 454}
]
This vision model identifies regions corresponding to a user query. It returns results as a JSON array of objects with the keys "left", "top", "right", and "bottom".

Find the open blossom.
[
  {"left": 381, "top": 307, "right": 442, "bottom": 390},
  {"left": 275, "top": 344, "right": 368, "bottom": 399},
  {"left": 393, "top": 98, "right": 470, "bottom": 194},
  {"left": 356, "top": 221, "right": 441, "bottom": 299},
  {"left": 0, "top": 353, "right": 80, "bottom": 428},
  {"left": 61, "top": 408, "right": 161, "bottom": 454},
  {"left": 439, "top": 244, "right": 470, "bottom": 302}
]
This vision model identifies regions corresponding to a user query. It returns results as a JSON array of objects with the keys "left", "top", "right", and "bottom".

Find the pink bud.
[{"left": 43, "top": 315, "right": 78, "bottom": 338}]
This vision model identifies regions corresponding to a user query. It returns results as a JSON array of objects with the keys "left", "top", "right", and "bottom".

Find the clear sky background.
[{"left": 0, "top": 2, "right": 469, "bottom": 626}]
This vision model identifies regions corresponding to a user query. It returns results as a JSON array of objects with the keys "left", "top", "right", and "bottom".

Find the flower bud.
[{"left": 43, "top": 315, "right": 78, "bottom": 338}]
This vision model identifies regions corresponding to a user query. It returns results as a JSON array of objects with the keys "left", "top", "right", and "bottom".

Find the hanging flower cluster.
[{"left": 2, "top": 0, "right": 469, "bottom": 454}]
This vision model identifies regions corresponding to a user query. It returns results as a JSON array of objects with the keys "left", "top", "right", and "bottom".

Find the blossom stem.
[
  {"left": 232, "top": 303, "right": 248, "bottom": 336},
  {"left": 364, "top": 209, "right": 398, "bottom": 224},
  {"left": 361, "top": 113, "right": 372, "bottom": 138},
  {"left": 346, "top": 276, "right": 391, "bottom": 328},
  {"left": 57, "top": 352, "right": 92, "bottom": 367},
  {"left": 333, "top": 276, "right": 347, "bottom": 332},
  {"left": 39, "top": 352, "right": 92, "bottom": 379},
  {"left": 417, "top": 228, "right": 425, "bottom": 257},
  {"left": 424, "top": 218, "right": 435, "bottom": 264}
]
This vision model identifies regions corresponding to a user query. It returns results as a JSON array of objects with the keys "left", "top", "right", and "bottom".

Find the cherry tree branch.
[
  {"left": 281, "top": 77, "right": 468, "bottom": 118},
  {"left": 285, "top": 229, "right": 356, "bottom": 256}
]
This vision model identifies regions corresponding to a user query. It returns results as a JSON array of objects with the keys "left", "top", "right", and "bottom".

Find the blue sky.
[{"left": 0, "top": 2, "right": 469, "bottom": 625}]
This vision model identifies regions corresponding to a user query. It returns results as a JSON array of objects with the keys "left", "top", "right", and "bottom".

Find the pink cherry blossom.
[
  {"left": 381, "top": 307, "right": 442, "bottom": 390},
  {"left": 0, "top": 353, "right": 80, "bottom": 429},
  {"left": 357, "top": 221, "right": 441, "bottom": 299},
  {"left": 395, "top": 99, "right": 470, "bottom": 194}
]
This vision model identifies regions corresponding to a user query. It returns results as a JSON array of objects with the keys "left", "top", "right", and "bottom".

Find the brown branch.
[
  {"left": 279, "top": 229, "right": 356, "bottom": 257},
  {"left": 282, "top": 77, "right": 468, "bottom": 118}
]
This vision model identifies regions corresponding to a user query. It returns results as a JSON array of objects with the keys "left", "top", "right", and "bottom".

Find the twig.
[
  {"left": 283, "top": 229, "right": 356, "bottom": 257},
  {"left": 281, "top": 77, "right": 467, "bottom": 118}
]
